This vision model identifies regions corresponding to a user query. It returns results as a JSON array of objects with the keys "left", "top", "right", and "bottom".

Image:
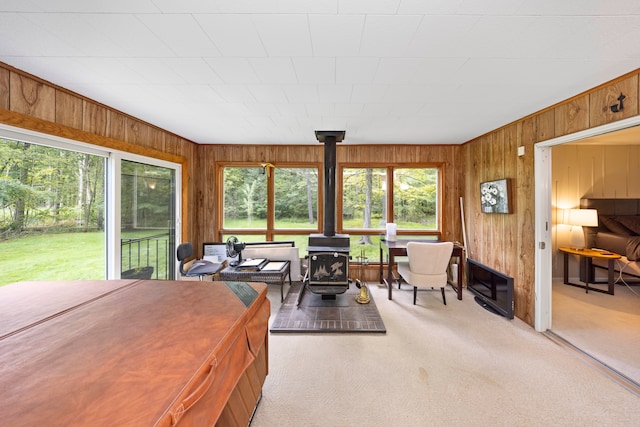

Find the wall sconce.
[
  {"left": 565, "top": 208, "right": 598, "bottom": 250},
  {"left": 260, "top": 163, "right": 274, "bottom": 177}
]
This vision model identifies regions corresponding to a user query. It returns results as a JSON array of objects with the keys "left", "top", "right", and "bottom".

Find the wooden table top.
[{"left": 558, "top": 247, "right": 621, "bottom": 259}]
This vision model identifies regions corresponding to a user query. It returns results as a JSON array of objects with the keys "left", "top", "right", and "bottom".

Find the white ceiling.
[{"left": 1, "top": 1, "right": 640, "bottom": 145}]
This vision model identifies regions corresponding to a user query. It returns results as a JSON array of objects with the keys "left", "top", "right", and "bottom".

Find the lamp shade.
[{"left": 566, "top": 209, "right": 598, "bottom": 227}]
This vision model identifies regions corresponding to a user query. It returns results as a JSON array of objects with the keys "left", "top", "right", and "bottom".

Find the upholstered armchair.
[{"left": 397, "top": 241, "right": 454, "bottom": 305}]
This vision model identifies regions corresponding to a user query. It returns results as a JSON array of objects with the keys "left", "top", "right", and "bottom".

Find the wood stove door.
[{"left": 308, "top": 252, "right": 349, "bottom": 285}]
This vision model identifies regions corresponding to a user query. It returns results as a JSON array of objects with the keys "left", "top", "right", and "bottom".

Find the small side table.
[
  {"left": 219, "top": 261, "right": 291, "bottom": 302},
  {"left": 558, "top": 247, "right": 621, "bottom": 295}
]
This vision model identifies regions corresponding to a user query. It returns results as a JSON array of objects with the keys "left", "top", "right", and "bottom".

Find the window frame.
[
  {"left": 338, "top": 162, "right": 445, "bottom": 239},
  {"left": 217, "top": 162, "right": 323, "bottom": 241}
]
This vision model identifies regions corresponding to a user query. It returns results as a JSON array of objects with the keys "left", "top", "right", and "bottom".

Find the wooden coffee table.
[{"left": 558, "top": 247, "right": 621, "bottom": 295}]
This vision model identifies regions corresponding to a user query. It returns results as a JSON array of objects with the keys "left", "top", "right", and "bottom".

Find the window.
[
  {"left": 274, "top": 167, "right": 318, "bottom": 229},
  {"left": 340, "top": 165, "right": 442, "bottom": 260},
  {"left": 342, "top": 167, "right": 387, "bottom": 231},
  {"left": 0, "top": 126, "right": 181, "bottom": 286},
  {"left": 223, "top": 166, "right": 267, "bottom": 229},
  {"left": 393, "top": 168, "right": 438, "bottom": 230},
  {"left": 220, "top": 164, "right": 319, "bottom": 247},
  {"left": 218, "top": 163, "right": 441, "bottom": 261}
]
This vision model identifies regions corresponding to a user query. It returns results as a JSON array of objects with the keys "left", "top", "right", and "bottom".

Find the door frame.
[{"left": 534, "top": 115, "right": 640, "bottom": 331}]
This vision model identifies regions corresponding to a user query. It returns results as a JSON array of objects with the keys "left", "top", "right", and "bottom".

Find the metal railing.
[{"left": 121, "top": 232, "right": 173, "bottom": 280}]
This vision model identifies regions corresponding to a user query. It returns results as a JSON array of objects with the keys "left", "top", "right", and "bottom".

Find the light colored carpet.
[
  {"left": 251, "top": 282, "right": 640, "bottom": 427},
  {"left": 551, "top": 279, "right": 640, "bottom": 384}
]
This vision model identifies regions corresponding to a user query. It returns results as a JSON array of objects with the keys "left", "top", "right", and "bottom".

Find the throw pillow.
[
  {"left": 599, "top": 215, "right": 635, "bottom": 235},
  {"left": 626, "top": 236, "right": 640, "bottom": 261},
  {"left": 615, "top": 216, "right": 640, "bottom": 235}
]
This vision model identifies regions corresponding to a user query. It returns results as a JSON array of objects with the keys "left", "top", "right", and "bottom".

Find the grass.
[
  {"left": 0, "top": 232, "right": 106, "bottom": 287},
  {"left": 0, "top": 217, "right": 437, "bottom": 286},
  {"left": 0, "top": 229, "right": 173, "bottom": 287}
]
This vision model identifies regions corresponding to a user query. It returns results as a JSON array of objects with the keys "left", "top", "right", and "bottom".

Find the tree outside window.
[
  {"left": 223, "top": 167, "right": 267, "bottom": 229},
  {"left": 0, "top": 138, "right": 106, "bottom": 285},
  {"left": 274, "top": 167, "right": 318, "bottom": 229},
  {"left": 341, "top": 165, "right": 440, "bottom": 260},
  {"left": 219, "top": 164, "right": 441, "bottom": 262},
  {"left": 221, "top": 165, "right": 319, "bottom": 246},
  {"left": 393, "top": 168, "right": 438, "bottom": 230}
]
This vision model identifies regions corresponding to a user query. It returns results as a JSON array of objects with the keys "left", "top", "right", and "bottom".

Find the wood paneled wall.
[
  {"left": 194, "top": 143, "right": 463, "bottom": 253},
  {"left": 0, "top": 62, "right": 199, "bottom": 241},
  {"left": 462, "top": 69, "right": 640, "bottom": 325},
  {"left": 3, "top": 59, "right": 639, "bottom": 327}
]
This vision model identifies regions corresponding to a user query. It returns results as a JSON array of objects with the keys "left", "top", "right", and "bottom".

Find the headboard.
[
  {"left": 580, "top": 198, "right": 640, "bottom": 216},
  {"left": 580, "top": 198, "right": 640, "bottom": 245}
]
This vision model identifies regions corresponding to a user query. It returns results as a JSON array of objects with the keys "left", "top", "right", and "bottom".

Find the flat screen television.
[{"left": 467, "top": 258, "right": 514, "bottom": 319}]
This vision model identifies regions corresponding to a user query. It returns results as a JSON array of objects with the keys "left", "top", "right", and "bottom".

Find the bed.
[{"left": 581, "top": 198, "right": 640, "bottom": 281}]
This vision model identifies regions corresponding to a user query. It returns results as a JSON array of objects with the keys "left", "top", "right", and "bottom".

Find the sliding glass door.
[
  {"left": 0, "top": 138, "right": 107, "bottom": 285},
  {"left": 0, "top": 126, "right": 181, "bottom": 286},
  {"left": 120, "top": 160, "right": 176, "bottom": 280}
]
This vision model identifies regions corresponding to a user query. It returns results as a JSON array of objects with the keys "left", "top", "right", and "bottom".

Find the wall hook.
[{"left": 610, "top": 93, "right": 626, "bottom": 113}]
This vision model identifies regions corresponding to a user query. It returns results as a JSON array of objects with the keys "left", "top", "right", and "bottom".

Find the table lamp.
[{"left": 566, "top": 208, "right": 598, "bottom": 250}]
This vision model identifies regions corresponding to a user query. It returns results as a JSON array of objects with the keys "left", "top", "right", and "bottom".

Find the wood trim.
[
  {"left": 0, "top": 108, "right": 190, "bottom": 242},
  {"left": 0, "top": 109, "right": 183, "bottom": 163}
]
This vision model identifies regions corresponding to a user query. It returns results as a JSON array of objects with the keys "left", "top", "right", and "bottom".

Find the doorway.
[{"left": 534, "top": 115, "right": 640, "bottom": 385}]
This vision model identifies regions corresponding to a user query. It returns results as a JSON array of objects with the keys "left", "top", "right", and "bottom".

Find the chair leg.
[
  {"left": 441, "top": 287, "right": 446, "bottom": 305},
  {"left": 413, "top": 287, "right": 417, "bottom": 305}
]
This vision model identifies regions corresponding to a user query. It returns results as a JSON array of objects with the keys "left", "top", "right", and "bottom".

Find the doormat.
[{"left": 270, "top": 282, "right": 386, "bottom": 333}]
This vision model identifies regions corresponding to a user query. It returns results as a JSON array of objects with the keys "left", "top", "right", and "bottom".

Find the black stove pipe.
[
  {"left": 323, "top": 136, "right": 337, "bottom": 237},
  {"left": 315, "top": 130, "right": 345, "bottom": 237}
]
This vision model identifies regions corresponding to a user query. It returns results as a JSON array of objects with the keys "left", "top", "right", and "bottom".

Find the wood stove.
[
  {"left": 303, "top": 131, "right": 350, "bottom": 300},
  {"left": 307, "top": 234, "right": 350, "bottom": 290}
]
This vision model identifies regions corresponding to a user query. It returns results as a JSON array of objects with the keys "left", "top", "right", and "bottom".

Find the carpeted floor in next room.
[
  {"left": 551, "top": 278, "right": 640, "bottom": 384},
  {"left": 251, "top": 281, "right": 640, "bottom": 427}
]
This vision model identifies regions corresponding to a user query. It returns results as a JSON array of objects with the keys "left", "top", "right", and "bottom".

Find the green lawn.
[
  {"left": 0, "top": 232, "right": 106, "bottom": 287},
  {"left": 0, "top": 230, "right": 172, "bottom": 287},
  {"left": 1, "top": 218, "right": 437, "bottom": 286}
]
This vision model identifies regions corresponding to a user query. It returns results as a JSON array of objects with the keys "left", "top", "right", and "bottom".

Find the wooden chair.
[{"left": 397, "top": 241, "right": 454, "bottom": 305}]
